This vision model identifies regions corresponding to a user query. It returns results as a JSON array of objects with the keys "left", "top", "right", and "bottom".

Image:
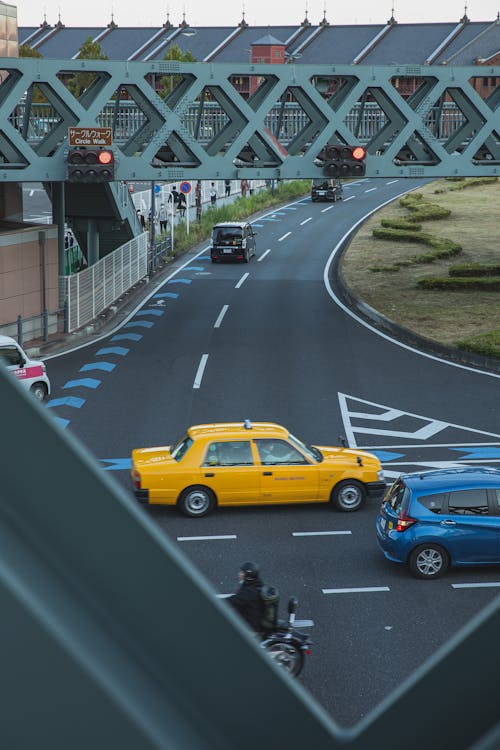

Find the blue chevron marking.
[
  {"left": 451, "top": 447, "right": 500, "bottom": 460},
  {"left": 370, "top": 450, "right": 405, "bottom": 462},
  {"left": 96, "top": 346, "right": 129, "bottom": 357},
  {"left": 100, "top": 458, "right": 132, "bottom": 471},
  {"left": 46, "top": 396, "right": 86, "bottom": 409},
  {"left": 80, "top": 362, "right": 116, "bottom": 373},
  {"left": 111, "top": 333, "right": 143, "bottom": 342},
  {"left": 153, "top": 292, "right": 179, "bottom": 299},
  {"left": 184, "top": 266, "right": 204, "bottom": 271},
  {"left": 198, "top": 255, "right": 211, "bottom": 261},
  {"left": 124, "top": 321, "right": 154, "bottom": 329},
  {"left": 63, "top": 378, "right": 101, "bottom": 390},
  {"left": 52, "top": 417, "right": 70, "bottom": 429},
  {"left": 135, "top": 309, "right": 164, "bottom": 317},
  {"left": 167, "top": 278, "right": 192, "bottom": 284}
]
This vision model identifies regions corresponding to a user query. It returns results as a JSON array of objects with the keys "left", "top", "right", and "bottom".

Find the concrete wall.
[{"left": 0, "top": 225, "right": 59, "bottom": 337}]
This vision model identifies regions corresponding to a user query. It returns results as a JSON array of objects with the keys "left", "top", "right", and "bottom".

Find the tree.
[
  {"left": 158, "top": 45, "right": 196, "bottom": 98},
  {"left": 19, "top": 43, "right": 43, "bottom": 58},
  {"left": 66, "top": 37, "right": 108, "bottom": 98}
]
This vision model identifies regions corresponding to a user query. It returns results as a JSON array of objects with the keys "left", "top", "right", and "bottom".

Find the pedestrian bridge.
[{"left": 1, "top": 57, "right": 498, "bottom": 180}]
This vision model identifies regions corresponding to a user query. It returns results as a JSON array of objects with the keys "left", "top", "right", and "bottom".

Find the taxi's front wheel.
[
  {"left": 331, "top": 480, "right": 366, "bottom": 512},
  {"left": 178, "top": 485, "right": 215, "bottom": 517}
]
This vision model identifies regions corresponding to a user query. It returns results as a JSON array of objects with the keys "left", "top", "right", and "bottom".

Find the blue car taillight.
[{"left": 395, "top": 513, "right": 417, "bottom": 532}]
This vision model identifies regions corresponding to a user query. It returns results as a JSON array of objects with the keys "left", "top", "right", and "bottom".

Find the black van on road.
[
  {"left": 211, "top": 222, "right": 257, "bottom": 263},
  {"left": 311, "top": 178, "right": 343, "bottom": 202}
]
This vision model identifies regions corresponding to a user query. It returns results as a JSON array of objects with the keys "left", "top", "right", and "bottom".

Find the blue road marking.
[
  {"left": 371, "top": 450, "right": 405, "bottom": 461},
  {"left": 262, "top": 217, "right": 281, "bottom": 221},
  {"left": 167, "top": 278, "right": 192, "bottom": 285},
  {"left": 184, "top": 266, "right": 204, "bottom": 271},
  {"left": 198, "top": 255, "right": 211, "bottom": 261},
  {"left": 80, "top": 362, "right": 116, "bottom": 373},
  {"left": 96, "top": 346, "right": 129, "bottom": 356},
  {"left": 135, "top": 309, "right": 164, "bottom": 317},
  {"left": 46, "top": 396, "right": 86, "bottom": 409},
  {"left": 111, "top": 333, "right": 143, "bottom": 342},
  {"left": 124, "top": 320, "right": 154, "bottom": 329},
  {"left": 52, "top": 417, "right": 70, "bottom": 429},
  {"left": 153, "top": 292, "right": 179, "bottom": 299},
  {"left": 252, "top": 224, "right": 264, "bottom": 227},
  {"left": 63, "top": 378, "right": 101, "bottom": 390},
  {"left": 280, "top": 206, "right": 298, "bottom": 210},
  {"left": 100, "top": 458, "right": 132, "bottom": 471},
  {"left": 273, "top": 211, "right": 286, "bottom": 215},
  {"left": 451, "top": 447, "right": 500, "bottom": 460}
]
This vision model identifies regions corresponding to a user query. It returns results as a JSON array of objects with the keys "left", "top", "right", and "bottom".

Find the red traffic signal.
[
  {"left": 67, "top": 147, "right": 115, "bottom": 182},
  {"left": 322, "top": 144, "right": 366, "bottom": 177}
]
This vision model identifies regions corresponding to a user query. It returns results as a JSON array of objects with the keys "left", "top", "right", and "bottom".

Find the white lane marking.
[
  {"left": 278, "top": 231, "right": 291, "bottom": 241},
  {"left": 321, "top": 205, "right": 335, "bottom": 212},
  {"left": 257, "top": 249, "right": 271, "bottom": 262},
  {"left": 214, "top": 304, "right": 229, "bottom": 328},
  {"left": 178, "top": 534, "right": 237, "bottom": 542},
  {"left": 217, "top": 594, "right": 232, "bottom": 598},
  {"left": 322, "top": 586, "right": 390, "bottom": 594},
  {"left": 235, "top": 272, "right": 249, "bottom": 289},
  {"left": 293, "top": 530, "right": 352, "bottom": 537},
  {"left": 452, "top": 582, "right": 500, "bottom": 589},
  {"left": 343, "top": 195, "right": 355, "bottom": 202},
  {"left": 193, "top": 354, "right": 209, "bottom": 389},
  {"left": 365, "top": 188, "right": 377, "bottom": 193},
  {"left": 300, "top": 217, "right": 313, "bottom": 225},
  {"left": 295, "top": 619, "right": 315, "bottom": 628},
  {"left": 323, "top": 188, "right": 500, "bottom": 382},
  {"left": 386, "top": 180, "right": 399, "bottom": 185}
]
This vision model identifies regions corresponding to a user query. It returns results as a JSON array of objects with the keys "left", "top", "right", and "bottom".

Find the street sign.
[
  {"left": 154, "top": 183, "right": 161, "bottom": 194},
  {"left": 68, "top": 127, "right": 113, "bottom": 147},
  {"left": 179, "top": 181, "right": 192, "bottom": 194}
]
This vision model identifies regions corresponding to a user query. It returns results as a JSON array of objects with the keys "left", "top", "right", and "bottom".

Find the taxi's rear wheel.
[
  {"left": 331, "top": 480, "right": 366, "bottom": 512},
  {"left": 30, "top": 382, "right": 48, "bottom": 402},
  {"left": 178, "top": 486, "right": 215, "bottom": 517}
]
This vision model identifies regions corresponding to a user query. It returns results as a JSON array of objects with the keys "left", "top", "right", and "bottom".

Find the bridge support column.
[
  {"left": 52, "top": 182, "right": 66, "bottom": 307},
  {"left": 87, "top": 220, "right": 99, "bottom": 266}
]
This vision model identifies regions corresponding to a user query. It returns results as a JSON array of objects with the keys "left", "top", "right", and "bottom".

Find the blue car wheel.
[{"left": 409, "top": 543, "right": 449, "bottom": 579}]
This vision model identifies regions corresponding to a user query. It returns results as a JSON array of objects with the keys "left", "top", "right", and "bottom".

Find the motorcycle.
[{"left": 260, "top": 596, "right": 312, "bottom": 677}]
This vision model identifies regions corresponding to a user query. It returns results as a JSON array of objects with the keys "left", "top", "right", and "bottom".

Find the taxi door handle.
[
  {"left": 263, "top": 471, "right": 273, "bottom": 476},
  {"left": 204, "top": 472, "right": 215, "bottom": 477}
]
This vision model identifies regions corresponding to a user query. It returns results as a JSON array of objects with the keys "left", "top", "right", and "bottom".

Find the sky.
[{"left": 15, "top": 0, "right": 500, "bottom": 29}]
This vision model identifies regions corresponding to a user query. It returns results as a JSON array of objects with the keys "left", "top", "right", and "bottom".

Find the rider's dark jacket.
[{"left": 228, "top": 578, "right": 263, "bottom": 632}]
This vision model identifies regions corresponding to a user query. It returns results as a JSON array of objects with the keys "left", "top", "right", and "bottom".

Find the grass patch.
[{"left": 456, "top": 330, "right": 500, "bottom": 359}]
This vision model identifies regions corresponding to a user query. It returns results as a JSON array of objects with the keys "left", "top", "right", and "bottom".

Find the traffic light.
[
  {"left": 67, "top": 147, "right": 115, "bottom": 182},
  {"left": 322, "top": 145, "right": 367, "bottom": 177}
]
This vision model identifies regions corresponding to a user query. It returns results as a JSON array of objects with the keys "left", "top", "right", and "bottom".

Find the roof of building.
[{"left": 17, "top": 18, "right": 500, "bottom": 65}]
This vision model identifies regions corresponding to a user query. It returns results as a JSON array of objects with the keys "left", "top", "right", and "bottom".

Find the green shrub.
[
  {"left": 456, "top": 329, "right": 500, "bottom": 360},
  {"left": 398, "top": 192, "right": 451, "bottom": 221},
  {"left": 448, "top": 176, "right": 498, "bottom": 191},
  {"left": 381, "top": 218, "right": 422, "bottom": 231},
  {"left": 372, "top": 227, "right": 461, "bottom": 263},
  {"left": 449, "top": 263, "right": 500, "bottom": 277},
  {"left": 369, "top": 264, "right": 401, "bottom": 272},
  {"left": 373, "top": 227, "right": 427, "bottom": 243},
  {"left": 417, "top": 276, "right": 500, "bottom": 291}
]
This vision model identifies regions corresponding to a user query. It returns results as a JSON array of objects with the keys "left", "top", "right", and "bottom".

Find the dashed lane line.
[
  {"left": 214, "top": 305, "right": 229, "bottom": 328},
  {"left": 177, "top": 534, "right": 237, "bottom": 541},
  {"left": 235, "top": 272, "right": 249, "bottom": 288},
  {"left": 322, "top": 586, "right": 390, "bottom": 594},
  {"left": 278, "top": 231, "right": 291, "bottom": 241},
  {"left": 386, "top": 180, "right": 399, "bottom": 185},
  {"left": 300, "top": 217, "right": 313, "bottom": 225},
  {"left": 257, "top": 249, "right": 271, "bottom": 262},
  {"left": 293, "top": 530, "right": 352, "bottom": 537},
  {"left": 193, "top": 354, "right": 209, "bottom": 389},
  {"left": 343, "top": 196, "right": 355, "bottom": 202},
  {"left": 365, "top": 188, "right": 377, "bottom": 193},
  {"left": 452, "top": 582, "right": 500, "bottom": 589},
  {"left": 321, "top": 205, "right": 335, "bottom": 212}
]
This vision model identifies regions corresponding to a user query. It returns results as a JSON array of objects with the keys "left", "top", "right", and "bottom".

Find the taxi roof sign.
[{"left": 68, "top": 127, "right": 113, "bottom": 147}]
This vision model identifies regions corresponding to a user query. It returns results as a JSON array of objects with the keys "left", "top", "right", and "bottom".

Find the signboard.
[
  {"left": 179, "top": 181, "right": 192, "bottom": 194},
  {"left": 68, "top": 127, "right": 113, "bottom": 147},
  {"left": 154, "top": 184, "right": 161, "bottom": 194}
]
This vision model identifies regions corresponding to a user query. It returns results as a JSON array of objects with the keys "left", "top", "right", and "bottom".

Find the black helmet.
[{"left": 240, "top": 561, "right": 259, "bottom": 581}]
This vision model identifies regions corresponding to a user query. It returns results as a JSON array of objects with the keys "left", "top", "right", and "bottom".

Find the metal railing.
[{"left": 61, "top": 231, "right": 148, "bottom": 333}]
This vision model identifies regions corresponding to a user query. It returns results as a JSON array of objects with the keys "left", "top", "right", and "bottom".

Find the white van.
[{"left": 0, "top": 335, "right": 51, "bottom": 402}]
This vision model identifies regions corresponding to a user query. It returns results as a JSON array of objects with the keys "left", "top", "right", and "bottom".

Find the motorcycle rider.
[{"left": 228, "top": 561, "right": 264, "bottom": 633}]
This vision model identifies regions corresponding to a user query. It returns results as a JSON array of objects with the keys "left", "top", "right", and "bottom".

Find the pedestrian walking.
[
  {"left": 209, "top": 182, "right": 217, "bottom": 206},
  {"left": 195, "top": 180, "right": 202, "bottom": 221},
  {"left": 137, "top": 208, "right": 146, "bottom": 229},
  {"left": 224, "top": 179, "right": 231, "bottom": 198},
  {"left": 240, "top": 179, "right": 248, "bottom": 198},
  {"left": 177, "top": 191, "right": 187, "bottom": 218},
  {"left": 248, "top": 179, "right": 254, "bottom": 196},
  {"left": 168, "top": 185, "right": 179, "bottom": 214},
  {"left": 158, "top": 203, "right": 168, "bottom": 233}
]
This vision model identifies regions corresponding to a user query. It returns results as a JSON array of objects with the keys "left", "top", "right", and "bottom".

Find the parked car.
[
  {"left": 311, "top": 178, "right": 343, "bottom": 202},
  {"left": 211, "top": 222, "right": 257, "bottom": 263},
  {"left": 376, "top": 467, "right": 500, "bottom": 579},
  {"left": 0, "top": 335, "right": 51, "bottom": 402},
  {"left": 131, "top": 420, "right": 386, "bottom": 516}
]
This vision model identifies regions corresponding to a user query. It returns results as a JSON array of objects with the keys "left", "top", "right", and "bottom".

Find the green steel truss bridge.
[{"left": 0, "top": 57, "right": 499, "bottom": 180}]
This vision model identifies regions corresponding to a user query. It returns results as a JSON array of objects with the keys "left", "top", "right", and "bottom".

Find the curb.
[{"left": 331, "top": 236, "right": 500, "bottom": 376}]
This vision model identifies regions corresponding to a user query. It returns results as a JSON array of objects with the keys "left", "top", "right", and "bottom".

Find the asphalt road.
[{"left": 44, "top": 177, "right": 500, "bottom": 727}]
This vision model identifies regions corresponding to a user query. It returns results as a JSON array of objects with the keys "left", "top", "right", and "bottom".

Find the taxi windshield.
[{"left": 288, "top": 432, "right": 323, "bottom": 463}]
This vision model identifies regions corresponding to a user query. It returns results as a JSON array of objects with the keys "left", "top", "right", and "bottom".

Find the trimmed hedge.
[
  {"left": 447, "top": 176, "right": 498, "bottom": 191},
  {"left": 381, "top": 218, "right": 422, "bottom": 231},
  {"left": 417, "top": 276, "right": 500, "bottom": 291},
  {"left": 372, "top": 227, "right": 462, "bottom": 263},
  {"left": 449, "top": 263, "right": 500, "bottom": 277},
  {"left": 456, "top": 329, "right": 500, "bottom": 360},
  {"left": 399, "top": 193, "right": 451, "bottom": 221}
]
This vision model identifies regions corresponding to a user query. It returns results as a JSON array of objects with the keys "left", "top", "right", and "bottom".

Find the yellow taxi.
[{"left": 131, "top": 421, "right": 386, "bottom": 517}]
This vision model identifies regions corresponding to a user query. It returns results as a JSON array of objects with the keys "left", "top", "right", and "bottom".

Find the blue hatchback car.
[{"left": 376, "top": 467, "right": 500, "bottom": 579}]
